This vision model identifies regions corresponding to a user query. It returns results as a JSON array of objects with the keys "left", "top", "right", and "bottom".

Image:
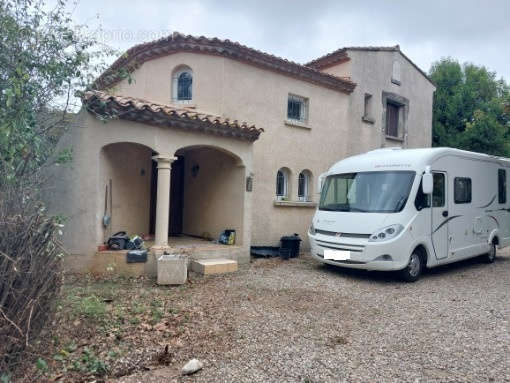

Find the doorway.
[{"left": 431, "top": 172, "right": 448, "bottom": 259}]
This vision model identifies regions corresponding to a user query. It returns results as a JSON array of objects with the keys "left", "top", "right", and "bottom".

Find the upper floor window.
[
  {"left": 382, "top": 91, "right": 408, "bottom": 142},
  {"left": 287, "top": 94, "right": 308, "bottom": 123},
  {"left": 362, "top": 93, "right": 374, "bottom": 123},
  {"left": 386, "top": 101, "right": 401, "bottom": 138},
  {"left": 172, "top": 66, "right": 193, "bottom": 102},
  {"left": 298, "top": 170, "right": 312, "bottom": 201}
]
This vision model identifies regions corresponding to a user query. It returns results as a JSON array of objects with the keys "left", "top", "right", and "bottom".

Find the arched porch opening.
[
  {"left": 100, "top": 142, "right": 155, "bottom": 243},
  {"left": 148, "top": 145, "right": 245, "bottom": 246},
  {"left": 99, "top": 142, "right": 246, "bottom": 249}
]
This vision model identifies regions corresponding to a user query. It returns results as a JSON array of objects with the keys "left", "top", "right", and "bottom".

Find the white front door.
[{"left": 431, "top": 172, "right": 449, "bottom": 259}]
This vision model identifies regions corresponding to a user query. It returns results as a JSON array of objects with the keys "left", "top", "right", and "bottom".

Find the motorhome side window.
[
  {"left": 414, "top": 173, "right": 444, "bottom": 210},
  {"left": 432, "top": 173, "right": 445, "bottom": 207},
  {"left": 498, "top": 169, "right": 507, "bottom": 204},
  {"left": 454, "top": 177, "right": 472, "bottom": 204},
  {"left": 414, "top": 180, "right": 430, "bottom": 210}
]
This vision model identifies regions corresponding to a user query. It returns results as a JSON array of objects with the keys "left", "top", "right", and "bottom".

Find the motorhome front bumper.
[{"left": 308, "top": 233, "right": 410, "bottom": 271}]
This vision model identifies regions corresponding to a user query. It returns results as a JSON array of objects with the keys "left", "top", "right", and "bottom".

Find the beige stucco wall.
[
  {"left": 100, "top": 143, "right": 153, "bottom": 238},
  {"left": 181, "top": 147, "right": 245, "bottom": 243},
  {"left": 48, "top": 110, "right": 254, "bottom": 270},
  {"left": 111, "top": 49, "right": 434, "bottom": 249},
  {"left": 113, "top": 52, "right": 352, "bottom": 248},
  {"left": 323, "top": 50, "right": 435, "bottom": 156}
]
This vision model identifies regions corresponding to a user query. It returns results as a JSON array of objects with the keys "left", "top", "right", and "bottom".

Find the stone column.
[{"left": 152, "top": 154, "right": 176, "bottom": 249}]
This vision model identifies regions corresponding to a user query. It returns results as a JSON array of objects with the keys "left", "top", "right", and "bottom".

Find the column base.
[{"left": 150, "top": 245, "right": 171, "bottom": 257}]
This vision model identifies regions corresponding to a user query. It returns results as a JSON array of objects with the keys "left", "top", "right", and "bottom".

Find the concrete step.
[{"left": 190, "top": 258, "right": 238, "bottom": 275}]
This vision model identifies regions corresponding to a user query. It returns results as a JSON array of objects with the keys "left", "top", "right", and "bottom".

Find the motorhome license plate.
[{"left": 324, "top": 249, "right": 350, "bottom": 260}]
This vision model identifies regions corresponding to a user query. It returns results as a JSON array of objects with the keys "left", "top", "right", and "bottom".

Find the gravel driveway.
[{"left": 117, "top": 248, "right": 510, "bottom": 382}]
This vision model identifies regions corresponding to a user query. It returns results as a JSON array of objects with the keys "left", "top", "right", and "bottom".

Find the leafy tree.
[
  {"left": 430, "top": 58, "right": 509, "bottom": 156},
  {"left": 0, "top": 0, "right": 113, "bottom": 184},
  {"left": 0, "top": 0, "right": 113, "bottom": 375}
]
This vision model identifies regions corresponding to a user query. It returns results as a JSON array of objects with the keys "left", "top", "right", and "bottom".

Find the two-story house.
[{"left": 50, "top": 33, "right": 435, "bottom": 273}]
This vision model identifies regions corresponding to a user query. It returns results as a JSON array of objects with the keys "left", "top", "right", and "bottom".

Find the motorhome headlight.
[
  {"left": 309, "top": 223, "right": 316, "bottom": 235},
  {"left": 369, "top": 224, "right": 404, "bottom": 242}
]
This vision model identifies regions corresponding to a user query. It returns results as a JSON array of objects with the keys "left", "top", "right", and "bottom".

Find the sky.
[{"left": 65, "top": 0, "right": 510, "bottom": 81}]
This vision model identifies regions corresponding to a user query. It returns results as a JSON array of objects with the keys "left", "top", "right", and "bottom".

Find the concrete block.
[
  {"left": 190, "top": 258, "right": 238, "bottom": 275},
  {"left": 157, "top": 254, "right": 187, "bottom": 285}
]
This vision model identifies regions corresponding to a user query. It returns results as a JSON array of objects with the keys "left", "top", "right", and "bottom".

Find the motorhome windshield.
[{"left": 319, "top": 171, "right": 416, "bottom": 213}]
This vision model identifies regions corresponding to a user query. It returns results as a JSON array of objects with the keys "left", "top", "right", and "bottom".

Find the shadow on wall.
[
  {"left": 177, "top": 145, "right": 245, "bottom": 244},
  {"left": 100, "top": 142, "right": 154, "bottom": 241}
]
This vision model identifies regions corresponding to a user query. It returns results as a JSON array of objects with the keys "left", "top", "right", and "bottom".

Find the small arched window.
[
  {"left": 276, "top": 168, "right": 290, "bottom": 200},
  {"left": 298, "top": 170, "right": 312, "bottom": 201},
  {"left": 172, "top": 66, "right": 193, "bottom": 102}
]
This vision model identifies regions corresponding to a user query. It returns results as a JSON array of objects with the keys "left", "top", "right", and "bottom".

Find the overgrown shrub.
[
  {"left": 0, "top": 0, "right": 115, "bottom": 377},
  {"left": 0, "top": 182, "right": 64, "bottom": 373}
]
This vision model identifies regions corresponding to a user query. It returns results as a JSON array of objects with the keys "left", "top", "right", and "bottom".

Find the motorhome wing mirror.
[
  {"left": 318, "top": 173, "right": 326, "bottom": 193},
  {"left": 422, "top": 173, "right": 433, "bottom": 194}
]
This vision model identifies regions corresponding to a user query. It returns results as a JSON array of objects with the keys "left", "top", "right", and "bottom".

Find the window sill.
[
  {"left": 391, "top": 78, "right": 401, "bottom": 86},
  {"left": 274, "top": 200, "right": 317, "bottom": 208},
  {"left": 171, "top": 101, "right": 196, "bottom": 108},
  {"left": 362, "top": 116, "right": 375, "bottom": 124},
  {"left": 284, "top": 119, "right": 310, "bottom": 130},
  {"left": 385, "top": 135, "right": 404, "bottom": 142}
]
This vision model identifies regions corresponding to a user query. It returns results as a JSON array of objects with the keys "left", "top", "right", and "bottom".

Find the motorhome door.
[{"left": 431, "top": 172, "right": 449, "bottom": 259}]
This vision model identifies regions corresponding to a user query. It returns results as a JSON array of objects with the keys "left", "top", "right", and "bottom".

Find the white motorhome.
[{"left": 308, "top": 147, "right": 510, "bottom": 281}]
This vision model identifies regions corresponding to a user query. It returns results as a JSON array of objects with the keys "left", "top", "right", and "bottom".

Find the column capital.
[
  {"left": 152, "top": 154, "right": 177, "bottom": 163},
  {"left": 152, "top": 154, "right": 177, "bottom": 169}
]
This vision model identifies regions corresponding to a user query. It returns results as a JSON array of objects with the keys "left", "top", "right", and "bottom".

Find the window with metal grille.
[
  {"left": 454, "top": 177, "right": 472, "bottom": 204},
  {"left": 172, "top": 66, "right": 193, "bottom": 102},
  {"left": 386, "top": 102, "right": 400, "bottom": 137},
  {"left": 177, "top": 72, "right": 192, "bottom": 100},
  {"left": 287, "top": 94, "right": 308, "bottom": 122},
  {"left": 498, "top": 169, "right": 507, "bottom": 204},
  {"left": 276, "top": 170, "right": 286, "bottom": 197},
  {"left": 298, "top": 172, "right": 307, "bottom": 201}
]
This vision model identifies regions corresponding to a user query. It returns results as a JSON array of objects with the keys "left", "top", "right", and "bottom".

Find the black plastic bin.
[
  {"left": 280, "top": 234, "right": 302, "bottom": 258},
  {"left": 279, "top": 248, "right": 291, "bottom": 260}
]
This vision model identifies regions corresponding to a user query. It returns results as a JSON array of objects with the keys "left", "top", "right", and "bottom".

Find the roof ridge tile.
[{"left": 93, "top": 32, "right": 356, "bottom": 94}]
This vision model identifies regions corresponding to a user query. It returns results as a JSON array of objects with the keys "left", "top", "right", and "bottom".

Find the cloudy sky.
[{"left": 67, "top": 0, "right": 509, "bottom": 81}]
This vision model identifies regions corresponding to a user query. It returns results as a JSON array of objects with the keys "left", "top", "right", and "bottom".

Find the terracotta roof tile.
[
  {"left": 93, "top": 32, "right": 356, "bottom": 94},
  {"left": 305, "top": 48, "right": 350, "bottom": 70},
  {"left": 82, "top": 91, "right": 263, "bottom": 142}
]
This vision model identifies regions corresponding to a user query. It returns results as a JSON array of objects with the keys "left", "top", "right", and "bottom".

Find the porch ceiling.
[{"left": 82, "top": 90, "right": 263, "bottom": 142}]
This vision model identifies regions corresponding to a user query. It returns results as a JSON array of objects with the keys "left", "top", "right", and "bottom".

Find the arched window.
[
  {"left": 298, "top": 170, "right": 312, "bottom": 201},
  {"left": 276, "top": 168, "right": 290, "bottom": 200},
  {"left": 172, "top": 66, "right": 193, "bottom": 102}
]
